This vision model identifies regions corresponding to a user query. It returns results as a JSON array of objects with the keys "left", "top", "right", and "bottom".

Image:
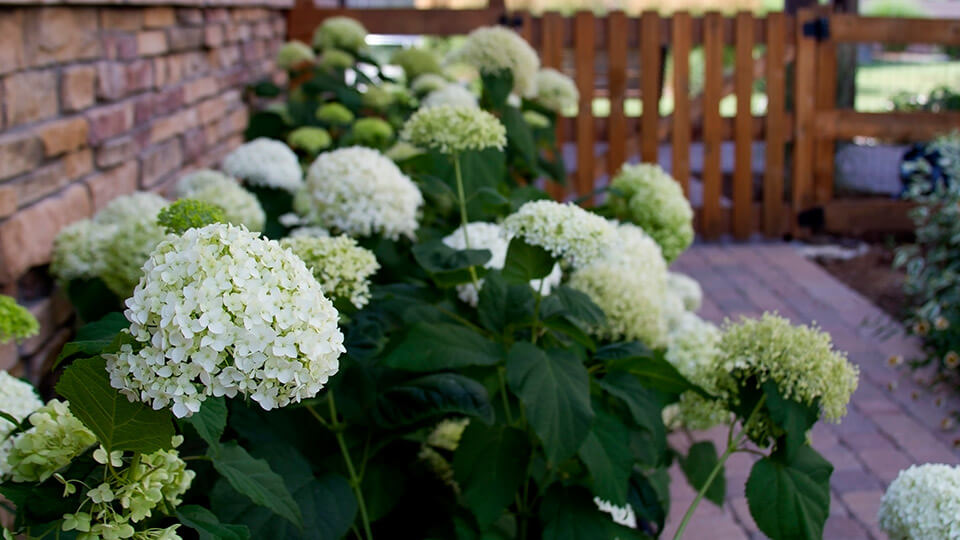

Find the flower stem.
[
  {"left": 453, "top": 153, "right": 480, "bottom": 290},
  {"left": 326, "top": 394, "right": 374, "bottom": 540},
  {"left": 672, "top": 395, "right": 767, "bottom": 540}
]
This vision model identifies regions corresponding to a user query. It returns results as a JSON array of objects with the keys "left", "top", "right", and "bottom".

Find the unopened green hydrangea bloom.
[
  {"left": 716, "top": 313, "right": 859, "bottom": 442},
  {"left": 533, "top": 68, "right": 579, "bottom": 114},
  {"left": 276, "top": 40, "right": 316, "bottom": 70},
  {"left": 158, "top": 199, "right": 227, "bottom": 234},
  {"left": 281, "top": 235, "right": 379, "bottom": 309},
  {"left": 384, "top": 141, "right": 424, "bottom": 162},
  {"left": 175, "top": 170, "right": 266, "bottom": 232},
  {"left": 362, "top": 86, "right": 395, "bottom": 110},
  {"left": 0, "top": 295, "right": 39, "bottom": 344},
  {"left": 391, "top": 47, "right": 442, "bottom": 81},
  {"left": 287, "top": 126, "right": 332, "bottom": 155},
  {"left": 410, "top": 73, "right": 449, "bottom": 96},
  {"left": 522, "top": 110, "right": 550, "bottom": 129},
  {"left": 7, "top": 400, "right": 96, "bottom": 482},
  {"left": 450, "top": 26, "right": 540, "bottom": 96},
  {"left": 312, "top": 16, "right": 368, "bottom": 53},
  {"left": 351, "top": 117, "right": 394, "bottom": 149},
  {"left": 609, "top": 163, "right": 694, "bottom": 262},
  {"left": 319, "top": 48, "right": 354, "bottom": 71},
  {"left": 401, "top": 105, "right": 506, "bottom": 154},
  {"left": 316, "top": 102, "right": 355, "bottom": 126}
]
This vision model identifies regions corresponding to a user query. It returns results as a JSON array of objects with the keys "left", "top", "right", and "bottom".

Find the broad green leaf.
[
  {"left": 182, "top": 396, "right": 227, "bottom": 446},
  {"left": 540, "top": 316, "right": 596, "bottom": 351},
  {"left": 476, "top": 271, "right": 535, "bottom": 333},
  {"left": 539, "top": 485, "right": 648, "bottom": 540},
  {"left": 502, "top": 238, "right": 556, "bottom": 284},
  {"left": 177, "top": 505, "right": 250, "bottom": 540},
  {"left": 679, "top": 442, "right": 726, "bottom": 507},
  {"left": 594, "top": 341, "right": 654, "bottom": 362},
  {"left": 577, "top": 406, "right": 633, "bottom": 505},
  {"left": 382, "top": 323, "right": 502, "bottom": 371},
  {"left": 55, "top": 312, "right": 128, "bottom": 368},
  {"left": 481, "top": 70, "right": 513, "bottom": 110},
  {"left": 506, "top": 343, "right": 593, "bottom": 463},
  {"left": 460, "top": 148, "right": 507, "bottom": 198},
  {"left": 208, "top": 442, "right": 303, "bottom": 529},
  {"left": 412, "top": 240, "right": 491, "bottom": 286},
  {"left": 605, "top": 354, "right": 699, "bottom": 396},
  {"left": 746, "top": 445, "right": 833, "bottom": 540},
  {"left": 501, "top": 106, "right": 537, "bottom": 166},
  {"left": 55, "top": 356, "right": 174, "bottom": 454},
  {"left": 62, "top": 277, "right": 121, "bottom": 324},
  {"left": 453, "top": 423, "right": 530, "bottom": 526},
  {"left": 540, "top": 286, "right": 605, "bottom": 326},
  {"left": 374, "top": 373, "right": 494, "bottom": 428},
  {"left": 628, "top": 468, "right": 670, "bottom": 536},
  {"left": 762, "top": 381, "right": 819, "bottom": 463},
  {"left": 467, "top": 187, "right": 511, "bottom": 220},
  {"left": 243, "top": 111, "right": 286, "bottom": 142},
  {"left": 596, "top": 370, "right": 667, "bottom": 463}
]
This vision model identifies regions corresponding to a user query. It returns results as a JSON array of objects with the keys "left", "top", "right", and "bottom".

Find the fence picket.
[
  {"left": 542, "top": 12, "right": 567, "bottom": 199},
  {"left": 733, "top": 11, "right": 754, "bottom": 239},
  {"left": 608, "top": 11, "right": 628, "bottom": 178},
  {"left": 672, "top": 12, "right": 692, "bottom": 197},
  {"left": 640, "top": 11, "right": 660, "bottom": 164},
  {"left": 702, "top": 12, "right": 724, "bottom": 238},
  {"left": 814, "top": 9, "right": 837, "bottom": 205},
  {"left": 763, "top": 12, "right": 786, "bottom": 238},
  {"left": 575, "top": 11, "right": 596, "bottom": 203},
  {"left": 792, "top": 8, "right": 818, "bottom": 232}
]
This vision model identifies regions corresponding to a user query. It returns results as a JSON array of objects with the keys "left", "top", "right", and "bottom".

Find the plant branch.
[
  {"left": 453, "top": 153, "right": 481, "bottom": 290},
  {"left": 327, "top": 394, "right": 374, "bottom": 540}
]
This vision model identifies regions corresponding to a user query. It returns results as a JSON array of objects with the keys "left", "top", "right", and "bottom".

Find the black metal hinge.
[
  {"left": 498, "top": 13, "right": 524, "bottom": 29},
  {"left": 802, "top": 17, "right": 830, "bottom": 41}
]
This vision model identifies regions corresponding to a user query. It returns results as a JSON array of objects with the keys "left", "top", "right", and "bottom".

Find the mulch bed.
[{"left": 812, "top": 243, "right": 910, "bottom": 320}]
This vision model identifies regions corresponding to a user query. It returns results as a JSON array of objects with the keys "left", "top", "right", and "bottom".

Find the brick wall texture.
[{"left": 0, "top": 4, "right": 290, "bottom": 380}]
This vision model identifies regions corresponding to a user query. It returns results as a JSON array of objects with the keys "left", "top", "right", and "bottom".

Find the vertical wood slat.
[
  {"left": 672, "top": 12, "right": 692, "bottom": 197},
  {"left": 542, "top": 12, "right": 566, "bottom": 200},
  {"left": 813, "top": 10, "right": 837, "bottom": 205},
  {"left": 575, "top": 11, "right": 596, "bottom": 203},
  {"left": 764, "top": 12, "right": 786, "bottom": 237},
  {"left": 640, "top": 11, "right": 660, "bottom": 163},
  {"left": 733, "top": 11, "right": 754, "bottom": 239},
  {"left": 702, "top": 12, "right": 724, "bottom": 238},
  {"left": 607, "top": 11, "right": 628, "bottom": 177},
  {"left": 793, "top": 8, "right": 818, "bottom": 232}
]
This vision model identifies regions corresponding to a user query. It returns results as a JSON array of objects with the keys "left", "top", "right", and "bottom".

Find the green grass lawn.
[{"left": 855, "top": 59, "right": 960, "bottom": 112}]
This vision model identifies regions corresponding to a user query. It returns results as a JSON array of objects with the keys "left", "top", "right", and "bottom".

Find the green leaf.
[
  {"left": 502, "top": 237, "right": 556, "bottom": 284},
  {"left": 63, "top": 278, "right": 122, "bottom": 323},
  {"left": 628, "top": 468, "right": 670, "bottom": 536},
  {"left": 208, "top": 442, "right": 303, "bottom": 529},
  {"left": 382, "top": 322, "right": 502, "bottom": 371},
  {"left": 244, "top": 111, "right": 287, "bottom": 141},
  {"left": 679, "top": 442, "right": 726, "bottom": 507},
  {"left": 540, "top": 485, "right": 648, "bottom": 540},
  {"left": 476, "top": 271, "right": 535, "bottom": 333},
  {"left": 746, "top": 446, "right": 833, "bottom": 540},
  {"left": 182, "top": 396, "right": 227, "bottom": 446},
  {"left": 540, "top": 316, "right": 596, "bottom": 350},
  {"left": 762, "top": 381, "right": 819, "bottom": 463},
  {"left": 481, "top": 70, "right": 514, "bottom": 110},
  {"left": 596, "top": 370, "right": 667, "bottom": 463},
  {"left": 55, "top": 312, "right": 128, "bottom": 368},
  {"left": 453, "top": 423, "right": 530, "bottom": 526},
  {"left": 177, "top": 505, "right": 250, "bottom": 540},
  {"left": 55, "top": 356, "right": 174, "bottom": 454},
  {"left": 594, "top": 342, "right": 654, "bottom": 362},
  {"left": 577, "top": 406, "right": 633, "bottom": 505},
  {"left": 506, "top": 343, "right": 593, "bottom": 463},
  {"left": 540, "top": 286, "right": 605, "bottom": 326},
  {"left": 245, "top": 185, "right": 293, "bottom": 240},
  {"left": 502, "top": 106, "right": 537, "bottom": 166},
  {"left": 374, "top": 373, "right": 494, "bottom": 428},
  {"left": 605, "top": 354, "right": 698, "bottom": 396},
  {"left": 412, "top": 239, "right": 491, "bottom": 286}
]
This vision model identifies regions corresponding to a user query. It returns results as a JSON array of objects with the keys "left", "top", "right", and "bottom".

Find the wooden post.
[
  {"left": 764, "top": 12, "right": 786, "bottom": 237},
  {"left": 813, "top": 8, "right": 837, "bottom": 205},
  {"left": 608, "top": 11, "right": 628, "bottom": 178},
  {"left": 542, "top": 12, "right": 566, "bottom": 200},
  {"left": 702, "top": 12, "right": 724, "bottom": 238},
  {"left": 672, "top": 12, "right": 692, "bottom": 197},
  {"left": 733, "top": 11, "right": 755, "bottom": 239},
  {"left": 640, "top": 11, "right": 661, "bottom": 164},
  {"left": 792, "top": 8, "right": 818, "bottom": 232},
  {"left": 575, "top": 12, "right": 596, "bottom": 203}
]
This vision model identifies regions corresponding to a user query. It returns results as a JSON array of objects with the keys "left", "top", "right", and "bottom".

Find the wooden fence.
[{"left": 288, "top": 2, "right": 960, "bottom": 238}]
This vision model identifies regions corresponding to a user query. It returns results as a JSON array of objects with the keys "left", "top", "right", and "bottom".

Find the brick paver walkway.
[{"left": 662, "top": 243, "right": 960, "bottom": 540}]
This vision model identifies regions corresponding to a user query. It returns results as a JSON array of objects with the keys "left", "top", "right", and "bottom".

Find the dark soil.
[{"left": 814, "top": 244, "right": 910, "bottom": 319}]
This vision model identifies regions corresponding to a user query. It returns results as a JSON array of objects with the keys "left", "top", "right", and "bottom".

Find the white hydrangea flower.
[
  {"left": 878, "top": 463, "right": 960, "bottom": 540},
  {"left": 281, "top": 236, "right": 379, "bottom": 309},
  {"left": 503, "top": 200, "right": 617, "bottom": 269},
  {"left": 0, "top": 372, "right": 42, "bottom": 476},
  {"left": 401, "top": 105, "right": 506, "bottom": 155},
  {"left": 94, "top": 192, "right": 168, "bottom": 227},
  {"left": 105, "top": 223, "right": 344, "bottom": 418},
  {"left": 175, "top": 169, "right": 266, "bottom": 232},
  {"left": 667, "top": 272, "right": 702, "bottom": 312},
  {"left": 663, "top": 312, "right": 729, "bottom": 430},
  {"left": 290, "top": 226, "right": 331, "bottom": 238},
  {"left": 534, "top": 68, "right": 579, "bottom": 114},
  {"left": 594, "top": 497, "right": 637, "bottom": 529},
  {"left": 449, "top": 26, "right": 540, "bottom": 97},
  {"left": 411, "top": 73, "right": 449, "bottom": 96},
  {"left": 312, "top": 16, "right": 367, "bottom": 53},
  {"left": 50, "top": 220, "right": 106, "bottom": 283},
  {"left": 420, "top": 84, "right": 478, "bottom": 109},
  {"left": 95, "top": 193, "right": 170, "bottom": 298},
  {"left": 442, "top": 222, "right": 561, "bottom": 306},
  {"left": 222, "top": 138, "right": 303, "bottom": 192},
  {"left": 300, "top": 147, "right": 423, "bottom": 240}
]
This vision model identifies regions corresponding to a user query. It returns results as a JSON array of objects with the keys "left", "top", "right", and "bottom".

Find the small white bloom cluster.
[
  {"left": 175, "top": 169, "right": 266, "bottom": 232},
  {"left": 411, "top": 74, "right": 449, "bottom": 96},
  {"left": 0, "top": 372, "right": 42, "bottom": 476},
  {"left": 503, "top": 200, "right": 617, "bottom": 269},
  {"left": 300, "top": 147, "right": 423, "bottom": 240},
  {"left": 610, "top": 163, "right": 694, "bottom": 262},
  {"left": 663, "top": 312, "right": 729, "bottom": 430},
  {"left": 533, "top": 68, "right": 579, "bottom": 114},
  {"left": 441, "top": 222, "right": 562, "bottom": 306},
  {"left": 878, "top": 463, "right": 960, "bottom": 540},
  {"left": 106, "top": 223, "right": 345, "bottom": 418},
  {"left": 450, "top": 26, "right": 540, "bottom": 96},
  {"left": 418, "top": 418, "right": 470, "bottom": 491},
  {"left": 402, "top": 105, "right": 506, "bottom": 155},
  {"left": 667, "top": 272, "right": 702, "bottom": 312},
  {"left": 222, "top": 138, "right": 303, "bottom": 192},
  {"left": 281, "top": 235, "right": 380, "bottom": 309},
  {"left": 568, "top": 223, "right": 669, "bottom": 346},
  {"left": 6, "top": 400, "right": 96, "bottom": 482},
  {"left": 50, "top": 220, "right": 102, "bottom": 283},
  {"left": 421, "top": 84, "right": 478, "bottom": 109},
  {"left": 594, "top": 498, "right": 637, "bottom": 529}
]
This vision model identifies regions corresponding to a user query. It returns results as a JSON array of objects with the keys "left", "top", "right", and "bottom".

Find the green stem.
[
  {"left": 453, "top": 153, "right": 481, "bottom": 290},
  {"left": 672, "top": 395, "right": 767, "bottom": 540},
  {"left": 325, "top": 394, "right": 374, "bottom": 540}
]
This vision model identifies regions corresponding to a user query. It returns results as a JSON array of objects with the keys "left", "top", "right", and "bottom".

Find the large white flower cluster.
[
  {"left": 441, "top": 222, "right": 562, "bottom": 306},
  {"left": 503, "top": 200, "right": 617, "bottom": 269},
  {"left": 667, "top": 272, "right": 702, "bottom": 312},
  {"left": 0, "top": 372, "right": 42, "bottom": 476},
  {"left": 300, "top": 147, "right": 423, "bottom": 240},
  {"left": 105, "top": 223, "right": 345, "bottom": 418},
  {"left": 450, "top": 26, "right": 540, "bottom": 96},
  {"left": 568, "top": 223, "right": 669, "bottom": 346},
  {"left": 280, "top": 235, "right": 380, "bottom": 309},
  {"left": 50, "top": 220, "right": 102, "bottom": 283},
  {"left": 222, "top": 138, "right": 303, "bottom": 192},
  {"left": 533, "top": 68, "right": 579, "bottom": 114},
  {"left": 402, "top": 105, "right": 506, "bottom": 155},
  {"left": 610, "top": 163, "right": 694, "bottom": 262},
  {"left": 175, "top": 169, "right": 266, "bottom": 232},
  {"left": 420, "top": 84, "right": 478, "bottom": 110},
  {"left": 663, "top": 313, "right": 729, "bottom": 430},
  {"left": 878, "top": 463, "right": 960, "bottom": 540}
]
